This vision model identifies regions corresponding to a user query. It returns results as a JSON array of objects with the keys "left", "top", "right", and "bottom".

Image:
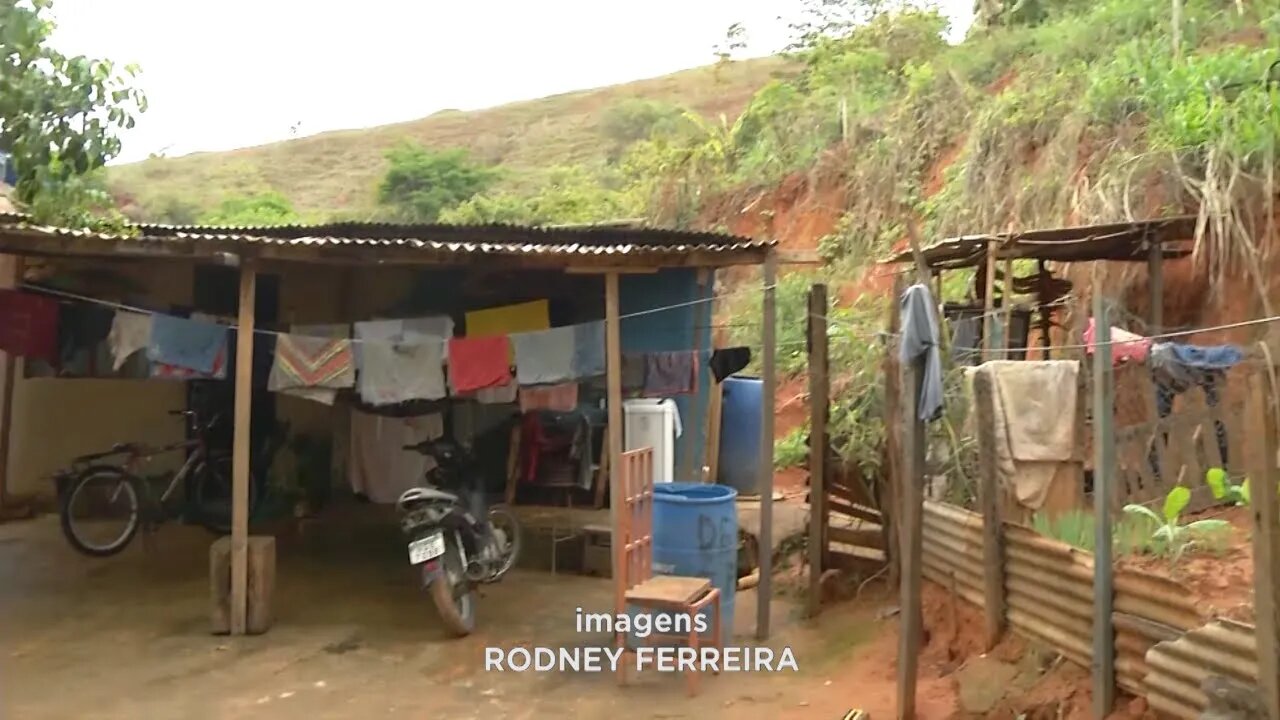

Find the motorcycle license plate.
[{"left": 408, "top": 532, "right": 445, "bottom": 565}]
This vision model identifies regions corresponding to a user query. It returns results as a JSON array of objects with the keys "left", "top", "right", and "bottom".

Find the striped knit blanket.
[{"left": 268, "top": 334, "right": 355, "bottom": 393}]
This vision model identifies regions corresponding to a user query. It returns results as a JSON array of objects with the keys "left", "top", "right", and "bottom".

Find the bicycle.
[{"left": 54, "top": 409, "right": 271, "bottom": 557}]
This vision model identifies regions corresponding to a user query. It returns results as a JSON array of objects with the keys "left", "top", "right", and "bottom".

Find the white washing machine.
[{"left": 622, "top": 398, "right": 682, "bottom": 484}]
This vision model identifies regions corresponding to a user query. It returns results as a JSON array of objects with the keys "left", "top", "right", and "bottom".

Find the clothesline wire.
[{"left": 20, "top": 281, "right": 777, "bottom": 346}]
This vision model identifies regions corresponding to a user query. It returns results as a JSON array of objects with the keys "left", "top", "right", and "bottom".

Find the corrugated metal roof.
[
  {"left": 884, "top": 215, "right": 1199, "bottom": 270},
  {"left": 0, "top": 212, "right": 771, "bottom": 260}
]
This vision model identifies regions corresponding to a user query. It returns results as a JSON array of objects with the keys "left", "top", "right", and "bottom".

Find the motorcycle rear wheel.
[{"left": 427, "top": 535, "right": 477, "bottom": 637}]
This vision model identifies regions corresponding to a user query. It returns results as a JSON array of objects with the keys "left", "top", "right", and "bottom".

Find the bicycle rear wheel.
[{"left": 60, "top": 468, "right": 140, "bottom": 557}]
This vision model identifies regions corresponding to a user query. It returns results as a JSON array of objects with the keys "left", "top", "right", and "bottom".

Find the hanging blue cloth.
[
  {"left": 571, "top": 321, "right": 606, "bottom": 378},
  {"left": 146, "top": 314, "right": 228, "bottom": 374}
]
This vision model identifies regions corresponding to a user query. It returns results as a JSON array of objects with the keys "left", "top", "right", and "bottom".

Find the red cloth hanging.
[
  {"left": 0, "top": 290, "right": 59, "bottom": 362},
  {"left": 447, "top": 336, "right": 512, "bottom": 393}
]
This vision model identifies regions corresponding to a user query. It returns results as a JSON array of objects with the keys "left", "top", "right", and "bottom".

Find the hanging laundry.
[
  {"left": 359, "top": 340, "right": 446, "bottom": 406},
  {"left": 348, "top": 409, "right": 444, "bottom": 504},
  {"left": 108, "top": 311, "right": 152, "bottom": 371},
  {"left": 518, "top": 382, "right": 579, "bottom": 413},
  {"left": 146, "top": 314, "right": 228, "bottom": 375},
  {"left": 473, "top": 381, "right": 518, "bottom": 405},
  {"left": 448, "top": 336, "right": 512, "bottom": 393},
  {"left": 642, "top": 351, "right": 697, "bottom": 396},
  {"left": 354, "top": 316, "right": 451, "bottom": 370},
  {"left": 571, "top": 321, "right": 606, "bottom": 378},
  {"left": 464, "top": 299, "right": 550, "bottom": 338},
  {"left": 0, "top": 289, "right": 58, "bottom": 362},
  {"left": 621, "top": 354, "right": 646, "bottom": 392},
  {"left": 1149, "top": 342, "right": 1243, "bottom": 393},
  {"left": 151, "top": 346, "right": 228, "bottom": 380},
  {"left": 1084, "top": 318, "right": 1151, "bottom": 366},
  {"left": 511, "top": 326, "right": 575, "bottom": 385},
  {"left": 708, "top": 347, "right": 751, "bottom": 382},
  {"left": 57, "top": 303, "right": 113, "bottom": 371},
  {"left": 269, "top": 334, "right": 355, "bottom": 405},
  {"left": 899, "top": 284, "right": 943, "bottom": 422}
]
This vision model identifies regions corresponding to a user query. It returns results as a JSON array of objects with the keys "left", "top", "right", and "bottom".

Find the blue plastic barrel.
[
  {"left": 650, "top": 482, "right": 738, "bottom": 646},
  {"left": 718, "top": 376, "right": 762, "bottom": 495}
]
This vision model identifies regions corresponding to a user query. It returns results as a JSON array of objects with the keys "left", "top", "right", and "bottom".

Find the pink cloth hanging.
[{"left": 1084, "top": 318, "right": 1151, "bottom": 366}]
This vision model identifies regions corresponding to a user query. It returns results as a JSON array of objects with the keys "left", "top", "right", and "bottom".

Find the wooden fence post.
[
  {"left": 897, "top": 347, "right": 926, "bottom": 720},
  {"left": 757, "top": 250, "right": 778, "bottom": 641},
  {"left": 1247, "top": 370, "right": 1280, "bottom": 720},
  {"left": 973, "top": 369, "right": 1005, "bottom": 650},
  {"left": 807, "top": 283, "right": 829, "bottom": 618},
  {"left": 1091, "top": 286, "right": 1116, "bottom": 719}
]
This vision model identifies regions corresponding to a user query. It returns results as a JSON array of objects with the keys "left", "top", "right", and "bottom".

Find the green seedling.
[
  {"left": 1123, "top": 486, "right": 1231, "bottom": 565},
  {"left": 1205, "top": 467, "right": 1249, "bottom": 506}
]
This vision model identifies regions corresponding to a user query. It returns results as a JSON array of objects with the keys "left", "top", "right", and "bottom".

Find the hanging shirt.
[
  {"left": 511, "top": 326, "right": 575, "bottom": 385},
  {"left": 899, "top": 283, "right": 943, "bottom": 422},
  {"left": 571, "top": 321, "right": 606, "bottom": 378},
  {"left": 642, "top": 351, "right": 697, "bottom": 396},
  {"left": 108, "top": 311, "right": 152, "bottom": 371},
  {"left": 448, "top": 336, "right": 512, "bottom": 393},
  {"left": 358, "top": 340, "right": 446, "bottom": 405},
  {"left": 348, "top": 410, "right": 444, "bottom": 504},
  {"left": 147, "top": 314, "right": 228, "bottom": 375},
  {"left": 708, "top": 347, "right": 751, "bottom": 382},
  {"left": 0, "top": 289, "right": 58, "bottom": 362}
]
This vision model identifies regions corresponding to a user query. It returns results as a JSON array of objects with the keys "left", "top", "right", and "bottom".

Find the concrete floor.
[{"left": 0, "top": 506, "right": 863, "bottom": 720}]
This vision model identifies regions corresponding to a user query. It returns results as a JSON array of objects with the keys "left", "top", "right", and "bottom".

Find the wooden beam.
[
  {"left": 982, "top": 243, "right": 997, "bottom": 359},
  {"left": 1091, "top": 276, "right": 1117, "bottom": 718},
  {"left": 1002, "top": 257, "right": 1014, "bottom": 359},
  {"left": 605, "top": 272, "right": 625, "bottom": 623},
  {"left": 1248, "top": 371, "right": 1280, "bottom": 720},
  {"left": 776, "top": 249, "right": 823, "bottom": 265},
  {"left": 757, "top": 251, "right": 777, "bottom": 640},
  {"left": 973, "top": 369, "right": 1006, "bottom": 650},
  {"left": 1147, "top": 238, "right": 1164, "bottom": 333},
  {"left": 704, "top": 382, "right": 723, "bottom": 483},
  {"left": 897, "top": 338, "right": 927, "bottom": 720},
  {"left": 564, "top": 266, "right": 659, "bottom": 275},
  {"left": 230, "top": 258, "right": 257, "bottom": 635},
  {"left": 807, "top": 283, "right": 829, "bottom": 618}
]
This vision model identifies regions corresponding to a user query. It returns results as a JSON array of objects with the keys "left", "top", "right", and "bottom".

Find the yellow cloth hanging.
[
  {"left": 464, "top": 299, "right": 550, "bottom": 361},
  {"left": 465, "top": 300, "right": 550, "bottom": 337}
]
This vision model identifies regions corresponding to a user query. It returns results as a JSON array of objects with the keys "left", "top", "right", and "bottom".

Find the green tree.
[
  {"left": 0, "top": 0, "right": 146, "bottom": 227},
  {"left": 199, "top": 191, "right": 300, "bottom": 226},
  {"left": 377, "top": 144, "right": 498, "bottom": 222},
  {"left": 441, "top": 166, "right": 636, "bottom": 225},
  {"left": 599, "top": 99, "right": 687, "bottom": 161}
]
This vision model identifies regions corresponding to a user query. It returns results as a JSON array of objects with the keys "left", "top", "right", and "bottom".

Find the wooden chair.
[{"left": 614, "top": 447, "right": 721, "bottom": 696}]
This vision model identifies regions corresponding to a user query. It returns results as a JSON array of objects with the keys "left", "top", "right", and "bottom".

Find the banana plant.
[{"left": 1123, "top": 486, "right": 1230, "bottom": 564}]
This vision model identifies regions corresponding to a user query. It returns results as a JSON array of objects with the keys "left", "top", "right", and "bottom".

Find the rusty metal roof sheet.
[
  {"left": 0, "top": 213, "right": 773, "bottom": 266},
  {"left": 884, "top": 215, "right": 1200, "bottom": 270}
]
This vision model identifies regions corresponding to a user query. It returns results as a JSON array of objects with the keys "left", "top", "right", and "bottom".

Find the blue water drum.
[
  {"left": 718, "top": 376, "right": 762, "bottom": 495},
  {"left": 650, "top": 482, "right": 738, "bottom": 646}
]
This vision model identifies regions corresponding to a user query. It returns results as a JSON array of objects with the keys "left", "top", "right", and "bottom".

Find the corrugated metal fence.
[{"left": 921, "top": 500, "right": 1233, "bottom": 709}]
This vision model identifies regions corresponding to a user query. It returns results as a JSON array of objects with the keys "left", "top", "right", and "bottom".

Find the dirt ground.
[{"left": 0, "top": 509, "right": 963, "bottom": 720}]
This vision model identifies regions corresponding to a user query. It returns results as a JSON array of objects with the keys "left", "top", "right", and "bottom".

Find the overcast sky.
[{"left": 47, "top": 1, "right": 973, "bottom": 164}]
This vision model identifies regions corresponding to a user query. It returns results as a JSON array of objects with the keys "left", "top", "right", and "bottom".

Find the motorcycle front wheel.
[{"left": 427, "top": 535, "right": 477, "bottom": 637}]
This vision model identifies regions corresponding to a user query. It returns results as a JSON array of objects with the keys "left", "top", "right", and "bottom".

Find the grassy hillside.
[{"left": 107, "top": 57, "right": 795, "bottom": 222}]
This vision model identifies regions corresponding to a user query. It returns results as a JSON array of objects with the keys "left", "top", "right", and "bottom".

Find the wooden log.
[{"left": 211, "top": 536, "right": 276, "bottom": 635}]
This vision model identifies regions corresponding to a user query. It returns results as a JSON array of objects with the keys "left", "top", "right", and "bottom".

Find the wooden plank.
[
  {"left": 757, "top": 250, "right": 777, "bottom": 640},
  {"left": 1091, "top": 278, "right": 1117, "bottom": 718},
  {"left": 704, "top": 382, "right": 723, "bottom": 483},
  {"left": 606, "top": 273, "right": 625, "bottom": 621},
  {"left": 827, "top": 477, "right": 875, "bottom": 507},
  {"left": 973, "top": 368, "right": 1006, "bottom": 650},
  {"left": 982, "top": 243, "right": 997, "bottom": 359},
  {"left": 230, "top": 258, "right": 257, "bottom": 636},
  {"left": 897, "top": 347, "right": 926, "bottom": 720},
  {"left": 826, "top": 498, "right": 882, "bottom": 524},
  {"left": 1147, "top": 237, "right": 1164, "bottom": 333},
  {"left": 827, "top": 525, "right": 885, "bottom": 550},
  {"left": 807, "top": 283, "right": 829, "bottom": 618},
  {"left": 1247, "top": 371, "right": 1280, "bottom": 720}
]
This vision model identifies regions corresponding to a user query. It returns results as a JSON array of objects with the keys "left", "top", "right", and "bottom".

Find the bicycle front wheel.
[{"left": 60, "top": 468, "right": 140, "bottom": 557}]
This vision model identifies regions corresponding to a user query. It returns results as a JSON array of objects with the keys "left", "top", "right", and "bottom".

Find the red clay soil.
[
  {"left": 775, "top": 375, "right": 809, "bottom": 440},
  {"left": 1116, "top": 504, "right": 1255, "bottom": 623}
]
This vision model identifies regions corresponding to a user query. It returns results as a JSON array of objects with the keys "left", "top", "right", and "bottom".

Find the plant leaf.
[
  {"left": 1124, "top": 504, "right": 1164, "bottom": 527},
  {"left": 1185, "top": 519, "right": 1231, "bottom": 533},
  {"left": 1205, "top": 467, "right": 1227, "bottom": 499},
  {"left": 1164, "top": 486, "right": 1191, "bottom": 523}
]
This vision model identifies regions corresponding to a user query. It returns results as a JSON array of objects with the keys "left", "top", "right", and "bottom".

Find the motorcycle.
[{"left": 395, "top": 436, "right": 522, "bottom": 636}]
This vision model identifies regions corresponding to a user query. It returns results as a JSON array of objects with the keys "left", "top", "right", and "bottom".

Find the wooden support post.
[
  {"left": 757, "top": 251, "right": 777, "bottom": 640},
  {"left": 1091, "top": 280, "right": 1116, "bottom": 718},
  {"left": 982, "top": 244, "right": 997, "bottom": 359},
  {"left": 882, "top": 276, "right": 905, "bottom": 589},
  {"left": 897, "top": 339, "right": 926, "bottom": 720},
  {"left": 806, "top": 283, "right": 829, "bottom": 619},
  {"left": 606, "top": 273, "right": 625, "bottom": 617},
  {"left": 973, "top": 369, "right": 1005, "bottom": 650},
  {"left": 230, "top": 258, "right": 257, "bottom": 636},
  {"left": 1247, "top": 370, "right": 1280, "bottom": 720},
  {"left": 1037, "top": 259, "right": 1052, "bottom": 358},
  {"left": 1147, "top": 238, "right": 1164, "bottom": 334},
  {"left": 1002, "top": 257, "right": 1014, "bottom": 359}
]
